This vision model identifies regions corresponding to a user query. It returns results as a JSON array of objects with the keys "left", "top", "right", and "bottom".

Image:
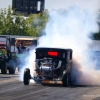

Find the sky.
[
  {"left": 0, "top": 0, "right": 54, "bottom": 9},
  {"left": 0, "top": 0, "right": 71, "bottom": 9},
  {"left": 0, "top": 0, "right": 67, "bottom": 9},
  {"left": 0, "top": 0, "right": 12, "bottom": 8},
  {"left": 0, "top": 0, "right": 99, "bottom": 10}
]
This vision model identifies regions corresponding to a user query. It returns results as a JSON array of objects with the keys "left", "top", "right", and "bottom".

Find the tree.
[
  {"left": 0, "top": 6, "right": 48, "bottom": 36},
  {"left": 25, "top": 10, "right": 48, "bottom": 36},
  {"left": 92, "top": 10, "right": 100, "bottom": 40}
]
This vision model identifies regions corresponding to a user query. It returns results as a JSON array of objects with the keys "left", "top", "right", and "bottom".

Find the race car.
[{"left": 23, "top": 47, "right": 73, "bottom": 87}]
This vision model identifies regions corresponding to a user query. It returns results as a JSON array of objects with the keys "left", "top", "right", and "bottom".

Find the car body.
[{"left": 23, "top": 47, "right": 73, "bottom": 87}]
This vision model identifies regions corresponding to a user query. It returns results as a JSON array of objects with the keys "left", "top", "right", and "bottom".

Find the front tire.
[
  {"left": 9, "top": 66, "right": 16, "bottom": 74},
  {"left": 23, "top": 68, "right": 30, "bottom": 85},
  {"left": 9, "top": 63, "right": 16, "bottom": 74},
  {"left": 1, "top": 62, "right": 7, "bottom": 74},
  {"left": 8, "top": 60, "right": 16, "bottom": 74}
]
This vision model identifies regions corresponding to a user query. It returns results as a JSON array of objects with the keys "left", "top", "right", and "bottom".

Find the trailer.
[
  {"left": 0, "top": 36, "right": 16, "bottom": 74},
  {"left": 13, "top": 37, "right": 38, "bottom": 72}
]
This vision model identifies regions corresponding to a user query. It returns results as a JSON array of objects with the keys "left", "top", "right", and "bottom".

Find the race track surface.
[{"left": 0, "top": 71, "right": 100, "bottom": 100}]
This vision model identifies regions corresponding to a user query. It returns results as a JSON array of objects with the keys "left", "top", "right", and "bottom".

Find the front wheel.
[
  {"left": 1, "top": 62, "right": 7, "bottom": 74},
  {"left": 8, "top": 60, "right": 16, "bottom": 74},
  {"left": 9, "top": 67, "right": 16, "bottom": 74},
  {"left": 9, "top": 64, "right": 16, "bottom": 74},
  {"left": 23, "top": 68, "right": 30, "bottom": 85}
]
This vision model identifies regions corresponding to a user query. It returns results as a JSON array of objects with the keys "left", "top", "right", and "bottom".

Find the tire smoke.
[
  {"left": 19, "top": 50, "right": 36, "bottom": 83},
  {"left": 38, "top": 2, "right": 100, "bottom": 85},
  {"left": 20, "top": 1, "right": 100, "bottom": 85}
]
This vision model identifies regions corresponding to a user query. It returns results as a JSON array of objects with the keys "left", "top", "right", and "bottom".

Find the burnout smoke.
[
  {"left": 20, "top": 0, "right": 100, "bottom": 85},
  {"left": 38, "top": 1, "right": 100, "bottom": 85},
  {"left": 20, "top": 50, "right": 36, "bottom": 83}
]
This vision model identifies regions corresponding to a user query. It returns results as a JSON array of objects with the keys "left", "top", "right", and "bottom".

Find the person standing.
[{"left": 15, "top": 40, "right": 22, "bottom": 53}]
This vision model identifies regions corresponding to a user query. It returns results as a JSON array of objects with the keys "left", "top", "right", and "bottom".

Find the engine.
[{"left": 36, "top": 58, "right": 63, "bottom": 79}]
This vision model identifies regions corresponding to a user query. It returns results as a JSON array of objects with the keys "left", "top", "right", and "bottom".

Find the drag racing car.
[{"left": 23, "top": 47, "right": 73, "bottom": 87}]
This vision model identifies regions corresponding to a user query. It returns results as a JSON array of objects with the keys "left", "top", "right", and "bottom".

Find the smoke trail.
[
  {"left": 19, "top": 50, "right": 36, "bottom": 83},
  {"left": 37, "top": 1, "right": 100, "bottom": 85},
  {"left": 20, "top": 0, "right": 100, "bottom": 85}
]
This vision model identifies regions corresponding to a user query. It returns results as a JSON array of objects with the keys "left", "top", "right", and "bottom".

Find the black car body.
[{"left": 23, "top": 47, "right": 73, "bottom": 87}]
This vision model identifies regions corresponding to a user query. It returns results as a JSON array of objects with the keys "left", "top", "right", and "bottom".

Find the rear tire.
[
  {"left": 23, "top": 68, "right": 30, "bottom": 85},
  {"left": 1, "top": 62, "right": 7, "bottom": 74},
  {"left": 8, "top": 60, "right": 16, "bottom": 74},
  {"left": 62, "top": 73, "right": 69, "bottom": 87},
  {"left": 9, "top": 66, "right": 16, "bottom": 74}
]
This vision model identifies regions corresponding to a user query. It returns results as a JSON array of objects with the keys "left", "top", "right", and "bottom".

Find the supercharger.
[{"left": 36, "top": 58, "right": 62, "bottom": 73}]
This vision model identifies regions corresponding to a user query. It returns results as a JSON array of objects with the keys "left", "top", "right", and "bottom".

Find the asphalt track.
[{"left": 0, "top": 71, "right": 100, "bottom": 100}]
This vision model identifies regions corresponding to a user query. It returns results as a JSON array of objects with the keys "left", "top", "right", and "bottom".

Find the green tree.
[
  {"left": 92, "top": 10, "right": 100, "bottom": 40},
  {"left": 0, "top": 6, "right": 48, "bottom": 36},
  {"left": 26, "top": 10, "right": 48, "bottom": 36}
]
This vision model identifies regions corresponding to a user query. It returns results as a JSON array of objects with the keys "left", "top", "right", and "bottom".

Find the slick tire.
[
  {"left": 62, "top": 73, "right": 69, "bottom": 87},
  {"left": 1, "top": 62, "right": 7, "bottom": 74},
  {"left": 23, "top": 68, "right": 30, "bottom": 85},
  {"left": 9, "top": 66, "right": 16, "bottom": 74},
  {"left": 8, "top": 60, "right": 16, "bottom": 74}
]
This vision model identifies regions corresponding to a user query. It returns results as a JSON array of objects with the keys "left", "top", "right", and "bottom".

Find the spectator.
[
  {"left": 15, "top": 40, "right": 21, "bottom": 53},
  {"left": 20, "top": 41, "right": 26, "bottom": 52}
]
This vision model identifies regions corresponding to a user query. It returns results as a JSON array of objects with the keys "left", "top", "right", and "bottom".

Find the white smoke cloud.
[
  {"left": 20, "top": 50, "right": 36, "bottom": 83},
  {"left": 38, "top": 1, "right": 100, "bottom": 85},
  {"left": 20, "top": 0, "right": 100, "bottom": 85},
  {"left": 39, "top": 5, "right": 99, "bottom": 53}
]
